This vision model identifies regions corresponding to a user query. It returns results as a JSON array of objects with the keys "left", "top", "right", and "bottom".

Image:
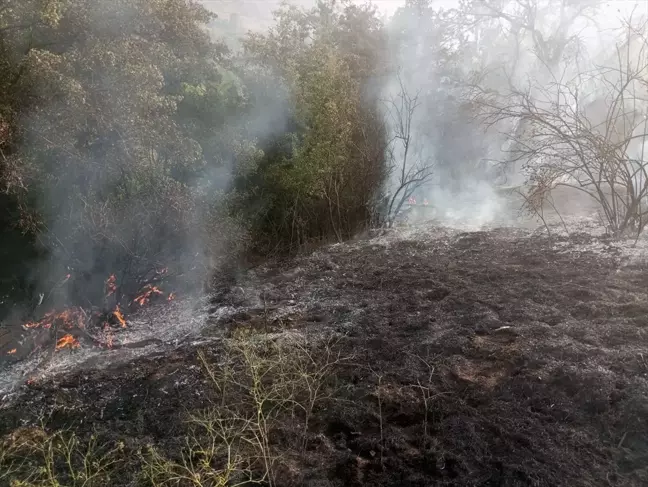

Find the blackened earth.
[{"left": 2, "top": 224, "right": 648, "bottom": 486}]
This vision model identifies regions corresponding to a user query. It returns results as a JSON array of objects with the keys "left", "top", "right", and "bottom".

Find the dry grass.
[
  {"left": 2, "top": 331, "right": 350, "bottom": 487},
  {"left": 0, "top": 424, "right": 124, "bottom": 487}
]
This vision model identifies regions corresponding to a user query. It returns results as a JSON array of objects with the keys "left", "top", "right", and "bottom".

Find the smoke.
[
  {"left": 380, "top": 0, "right": 648, "bottom": 229},
  {"left": 0, "top": 0, "right": 291, "bottom": 318},
  {"left": 381, "top": 0, "right": 502, "bottom": 228},
  {"left": 3, "top": 0, "right": 646, "bottom": 319}
]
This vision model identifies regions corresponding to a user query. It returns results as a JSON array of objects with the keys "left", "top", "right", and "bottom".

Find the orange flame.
[
  {"left": 7, "top": 348, "right": 16, "bottom": 355},
  {"left": 133, "top": 285, "right": 163, "bottom": 306},
  {"left": 39, "top": 310, "right": 57, "bottom": 329},
  {"left": 113, "top": 305, "right": 127, "bottom": 328},
  {"left": 58, "top": 308, "right": 85, "bottom": 329},
  {"left": 23, "top": 308, "right": 85, "bottom": 330},
  {"left": 55, "top": 334, "right": 80, "bottom": 351},
  {"left": 106, "top": 274, "right": 117, "bottom": 297}
]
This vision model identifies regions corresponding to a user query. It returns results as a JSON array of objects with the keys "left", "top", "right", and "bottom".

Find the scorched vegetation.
[{"left": 1, "top": 0, "right": 648, "bottom": 486}]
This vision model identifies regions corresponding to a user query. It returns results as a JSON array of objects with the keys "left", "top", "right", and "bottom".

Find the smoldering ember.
[{"left": 1, "top": 1, "right": 648, "bottom": 486}]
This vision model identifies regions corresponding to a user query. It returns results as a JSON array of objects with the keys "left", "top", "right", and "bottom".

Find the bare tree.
[
  {"left": 475, "top": 17, "right": 648, "bottom": 237},
  {"left": 383, "top": 73, "right": 435, "bottom": 227},
  {"left": 466, "top": 0, "right": 601, "bottom": 181},
  {"left": 471, "top": 0, "right": 599, "bottom": 70}
]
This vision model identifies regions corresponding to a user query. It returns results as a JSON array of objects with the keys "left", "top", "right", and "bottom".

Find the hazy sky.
[
  {"left": 202, "top": 1, "right": 647, "bottom": 23},
  {"left": 379, "top": 1, "right": 647, "bottom": 17}
]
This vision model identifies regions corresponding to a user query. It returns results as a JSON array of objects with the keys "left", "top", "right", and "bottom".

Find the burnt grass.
[{"left": 2, "top": 225, "right": 648, "bottom": 486}]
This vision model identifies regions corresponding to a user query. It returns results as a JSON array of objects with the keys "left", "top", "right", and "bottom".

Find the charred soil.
[{"left": 1, "top": 225, "right": 648, "bottom": 486}]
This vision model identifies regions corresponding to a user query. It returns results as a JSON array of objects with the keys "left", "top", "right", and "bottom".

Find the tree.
[
  {"left": 383, "top": 74, "right": 434, "bottom": 227},
  {"left": 0, "top": 0, "right": 250, "bottom": 309},
  {"left": 476, "top": 16, "right": 648, "bottom": 236},
  {"left": 468, "top": 0, "right": 600, "bottom": 71},
  {"left": 238, "top": 0, "right": 389, "bottom": 252},
  {"left": 386, "top": 0, "right": 488, "bottom": 201},
  {"left": 464, "top": 0, "right": 602, "bottom": 182}
]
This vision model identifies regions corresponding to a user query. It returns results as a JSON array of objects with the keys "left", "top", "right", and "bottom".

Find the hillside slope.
[{"left": 1, "top": 223, "right": 648, "bottom": 486}]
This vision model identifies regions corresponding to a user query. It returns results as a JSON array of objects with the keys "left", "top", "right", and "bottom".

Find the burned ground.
[{"left": 1, "top": 224, "right": 648, "bottom": 486}]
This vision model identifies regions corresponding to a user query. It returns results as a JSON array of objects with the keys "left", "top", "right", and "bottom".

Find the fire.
[
  {"left": 38, "top": 310, "right": 57, "bottom": 329},
  {"left": 12, "top": 272, "right": 176, "bottom": 358},
  {"left": 57, "top": 308, "right": 85, "bottom": 329},
  {"left": 106, "top": 274, "right": 117, "bottom": 296},
  {"left": 105, "top": 332, "right": 114, "bottom": 348},
  {"left": 101, "top": 321, "right": 115, "bottom": 348},
  {"left": 133, "top": 284, "right": 163, "bottom": 306},
  {"left": 113, "top": 305, "right": 127, "bottom": 328},
  {"left": 23, "top": 308, "right": 85, "bottom": 330},
  {"left": 55, "top": 334, "right": 80, "bottom": 351}
]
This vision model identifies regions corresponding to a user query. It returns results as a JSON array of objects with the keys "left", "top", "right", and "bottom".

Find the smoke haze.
[{"left": 1, "top": 0, "right": 648, "bottom": 321}]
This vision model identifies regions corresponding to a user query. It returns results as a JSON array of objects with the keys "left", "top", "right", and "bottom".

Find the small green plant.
[
  {"left": 1, "top": 425, "right": 123, "bottom": 487},
  {"left": 2, "top": 332, "right": 350, "bottom": 487},
  {"left": 192, "top": 330, "right": 350, "bottom": 486},
  {"left": 1, "top": 434, "right": 22, "bottom": 484},
  {"left": 141, "top": 412, "right": 262, "bottom": 487}
]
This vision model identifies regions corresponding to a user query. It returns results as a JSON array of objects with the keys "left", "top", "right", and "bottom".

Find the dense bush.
[
  {"left": 0, "top": 0, "right": 391, "bottom": 312},
  {"left": 0, "top": 0, "right": 253, "bottom": 310},
  {"left": 238, "top": 1, "right": 390, "bottom": 253},
  {"left": 4, "top": 0, "right": 637, "bottom": 314}
]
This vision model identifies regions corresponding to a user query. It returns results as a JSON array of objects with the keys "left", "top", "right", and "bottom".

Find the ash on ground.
[
  {"left": 0, "top": 296, "right": 232, "bottom": 400},
  {"left": 1, "top": 208, "right": 648, "bottom": 486}
]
